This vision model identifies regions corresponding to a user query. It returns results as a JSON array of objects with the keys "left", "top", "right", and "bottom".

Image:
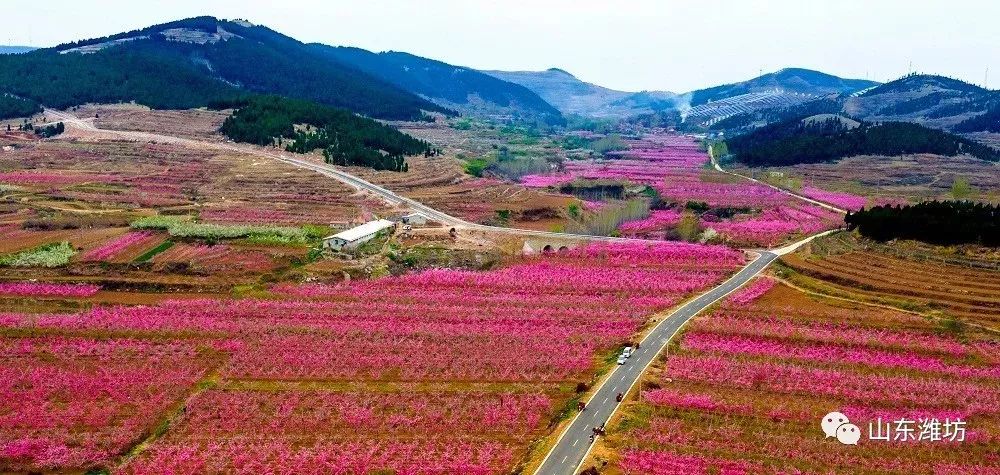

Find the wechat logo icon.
[{"left": 822, "top": 412, "right": 859, "bottom": 445}]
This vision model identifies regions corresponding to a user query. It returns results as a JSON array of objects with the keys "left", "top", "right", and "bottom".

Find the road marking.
[
  {"left": 602, "top": 397, "right": 608, "bottom": 404},
  {"left": 561, "top": 455, "right": 568, "bottom": 464},
  {"left": 572, "top": 439, "right": 578, "bottom": 447}
]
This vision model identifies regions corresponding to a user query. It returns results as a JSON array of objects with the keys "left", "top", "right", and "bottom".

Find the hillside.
[
  {"left": 313, "top": 46, "right": 564, "bottom": 125},
  {"left": 690, "top": 68, "right": 877, "bottom": 106},
  {"left": 0, "top": 17, "right": 448, "bottom": 120},
  {"left": 215, "top": 95, "right": 432, "bottom": 172},
  {"left": 726, "top": 114, "right": 1000, "bottom": 166},
  {"left": 483, "top": 68, "right": 675, "bottom": 117},
  {"left": 705, "top": 74, "right": 1000, "bottom": 140},
  {"left": 681, "top": 68, "right": 877, "bottom": 127},
  {"left": 0, "top": 94, "right": 43, "bottom": 120},
  {"left": 845, "top": 74, "right": 998, "bottom": 130}
]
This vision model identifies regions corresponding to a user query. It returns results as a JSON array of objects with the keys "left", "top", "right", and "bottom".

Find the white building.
[
  {"left": 400, "top": 212, "right": 428, "bottom": 226},
  {"left": 322, "top": 219, "right": 395, "bottom": 251}
]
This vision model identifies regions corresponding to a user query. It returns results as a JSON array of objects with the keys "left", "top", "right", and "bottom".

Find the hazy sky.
[{"left": 5, "top": 0, "right": 998, "bottom": 92}]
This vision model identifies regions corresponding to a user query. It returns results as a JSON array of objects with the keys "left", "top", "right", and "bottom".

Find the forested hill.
[
  {"left": 726, "top": 114, "right": 1000, "bottom": 166},
  {"left": 312, "top": 46, "right": 565, "bottom": 126},
  {"left": 214, "top": 96, "right": 434, "bottom": 172},
  {"left": 846, "top": 74, "right": 999, "bottom": 132},
  {"left": 0, "top": 17, "right": 449, "bottom": 120}
]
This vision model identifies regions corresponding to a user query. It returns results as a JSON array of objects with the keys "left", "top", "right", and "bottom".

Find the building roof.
[{"left": 324, "top": 219, "right": 394, "bottom": 242}]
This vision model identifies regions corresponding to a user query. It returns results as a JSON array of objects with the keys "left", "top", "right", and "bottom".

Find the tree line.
[
  {"left": 0, "top": 94, "right": 42, "bottom": 120},
  {"left": 727, "top": 116, "right": 1000, "bottom": 166},
  {"left": 953, "top": 103, "right": 1000, "bottom": 133},
  {"left": 845, "top": 201, "right": 998, "bottom": 246},
  {"left": 217, "top": 96, "right": 433, "bottom": 172}
]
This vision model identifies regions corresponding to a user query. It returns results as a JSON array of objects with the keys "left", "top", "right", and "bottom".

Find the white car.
[
  {"left": 622, "top": 346, "right": 633, "bottom": 358},
  {"left": 617, "top": 355, "right": 627, "bottom": 365}
]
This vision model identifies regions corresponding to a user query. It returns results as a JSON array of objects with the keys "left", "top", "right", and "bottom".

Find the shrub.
[
  {"left": 0, "top": 242, "right": 76, "bottom": 267},
  {"left": 131, "top": 216, "right": 308, "bottom": 243}
]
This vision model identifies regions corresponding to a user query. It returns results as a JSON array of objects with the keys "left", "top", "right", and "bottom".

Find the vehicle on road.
[
  {"left": 622, "top": 346, "right": 633, "bottom": 358},
  {"left": 616, "top": 355, "right": 627, "bottom": 365}
]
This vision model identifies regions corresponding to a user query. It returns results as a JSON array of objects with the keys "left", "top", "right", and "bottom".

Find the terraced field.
[{"left": 781, "top": 233, "right": 1000, "bottom": 329}]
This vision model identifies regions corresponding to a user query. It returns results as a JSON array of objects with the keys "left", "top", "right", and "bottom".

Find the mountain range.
[
  {"left": 483, "top": 68, "right": 669, "bottom": 118},
  {"left": 0, "top": 17, "right": 561, "bottom": 124},
  {"left": 0, "top": 17, "right": 996, "bottom": 137},
  {"left": 708, "top": 74, "right": 999, "bottom": 136},
  {"left": 0, "top": 46, "right": 36, "bottom": 55},
  {"left": 312, "top": 47, "right": 564, "bottom": 125},
  {"left": 483, "top": 67, "right": 880, "bottom": 122}
]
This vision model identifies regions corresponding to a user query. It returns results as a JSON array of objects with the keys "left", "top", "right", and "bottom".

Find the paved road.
[{"left": 534, "top": 250, "right": 779, "bottom": 475}]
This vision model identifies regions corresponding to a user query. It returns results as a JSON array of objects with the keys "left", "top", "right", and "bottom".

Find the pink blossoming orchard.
[
  {"left": 0, "top": 242, "right": 744, "bottom": 473},
  {"left": 522, "top": 135, "right": 845, "bottom": 247},
  {"left": 605, "top": 279, "right": 1000, "bottom": 474}
]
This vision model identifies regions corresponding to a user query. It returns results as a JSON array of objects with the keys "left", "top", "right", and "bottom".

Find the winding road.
[
  {"left": 44, "top": 108, "right": 842, "bottom": 475},
  {"left": 43, "top": 109, "right": 660, "bottom": 245}
]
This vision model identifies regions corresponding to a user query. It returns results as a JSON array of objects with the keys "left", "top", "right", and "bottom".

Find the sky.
[{"left": 4, "top": 0, "right": 998, "bottom": 92}]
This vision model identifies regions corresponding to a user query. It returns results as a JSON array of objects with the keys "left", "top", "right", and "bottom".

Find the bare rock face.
[{"left": 160, "top": 26, "right": 240, "bottom": 45}]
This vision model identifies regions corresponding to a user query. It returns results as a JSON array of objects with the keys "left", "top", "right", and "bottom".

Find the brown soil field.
[
  {"left": 781, "top": 232, "right": 1000, "bottom": 329},
  {"left": 740, "top": 153, "right": 1000, "bottom": 202},
  {"left": 73, "top": 104, "right": 230, "bottom": 140},
  {"left": 0, "top": 139, "right": 388, "bottom": 224}
]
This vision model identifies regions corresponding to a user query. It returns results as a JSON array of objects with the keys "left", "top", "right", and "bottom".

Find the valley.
[{"left": 1, "top": 8, "right": 998, "bottom": 475}]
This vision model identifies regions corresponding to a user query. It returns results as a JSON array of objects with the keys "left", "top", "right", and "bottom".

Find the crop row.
[
  {"left": 1, "top": 242, "right": 743, "bottom": 473},
  {"left": 608, "top": 280, "right": 1000, "bottom": 473},
  {"left": 0, "top": 282, "right": 101, "bottom": 298},
  {"left": 0, "top": 337, "right": 216, "bottom": 472},
  {"left": 79, "top": 231, "right": 158, "bottom": 261}
]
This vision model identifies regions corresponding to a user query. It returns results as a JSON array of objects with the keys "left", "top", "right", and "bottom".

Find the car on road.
[
  {"left": 617, "top": 355, "right": 627, "bottom": 365},
  {"left": 622, "top": 346, "right": 633, "bottom": 358}
]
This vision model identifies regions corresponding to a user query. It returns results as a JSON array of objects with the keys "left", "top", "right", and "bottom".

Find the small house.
[{"left": 322, "top": 219, "right": 395, "bottom": 251}]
